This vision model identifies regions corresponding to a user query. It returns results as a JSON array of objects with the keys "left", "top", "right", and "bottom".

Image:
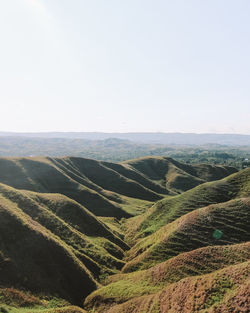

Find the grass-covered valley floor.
[{"left": 0, "top": 156, "right": 249, "bottom": 312}]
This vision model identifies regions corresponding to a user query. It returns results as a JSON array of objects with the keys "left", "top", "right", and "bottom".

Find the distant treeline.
[{"left": 0, "top": 136, "right": 250, "bottom": 169}]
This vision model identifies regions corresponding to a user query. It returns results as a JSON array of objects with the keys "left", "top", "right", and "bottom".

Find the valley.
[{"left": 0, "top": 156, "right": 249, "bottom": 312}]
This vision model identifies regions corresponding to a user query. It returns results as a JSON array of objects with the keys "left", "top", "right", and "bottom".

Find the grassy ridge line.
[
  {"left": 0, "top": 183, "right": 129, "bottom": 276},
  {"left": 169, "top": 157, "right": 237, "bottom": 182},
  {"left": 0, "top": 156, "right": 236, "bottom": 218},
  {"left": 0, "top": 196, "right": 98, "bottom": 305},
  {"left": 165, "top": 162, "right": 204, "bottom": 192},
  {"left": 19, "top": 157, "right": 132, "bottom": 218},
  {"left": 47, "top": 157, "right": 162, "bottom": 203},
  {"left": 127, "top": 167, "right": 250, "bottom": 239},
  {"left": 124, "top": 198, "right": 250, "bottom": 272},
  {"left": 122, "top": 156, "right": 236, "bottom": 190},
  {"left": 102, "top": 161, "right": 170, "bottom": 195},
  {"left": 64, "top": 157, "right": 162, "bottom": 201},
  {"left": 105, "top": 261, "right": 250, "bottom": 313},
  {"left": 0, "top": 157, "right": 130, "bottom": 218},
  {"left": 84, "top": 242, "right": 250, "bottom": 311},
  {"left": 28, "top": 191, "right": 129, "bottom": 250}
]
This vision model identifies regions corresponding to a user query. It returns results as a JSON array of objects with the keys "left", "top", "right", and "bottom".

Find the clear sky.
[{"left": 0, "top": 0, "right": 249, "bottom": 133}]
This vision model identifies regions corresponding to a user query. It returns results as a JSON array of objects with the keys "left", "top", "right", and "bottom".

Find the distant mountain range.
[
  {"left": 1, "top": 131, "right": 250, "bottom": 145},
  {"left": 1, "top": 134, "right": 250, "bottom": 168}
]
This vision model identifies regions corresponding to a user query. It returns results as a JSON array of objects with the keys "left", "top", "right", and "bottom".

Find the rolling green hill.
[
  {"left": 0, "top": 183, "right": 128, "bottom": 275},
  {"left": 0, "top": 192, "right": 98, "bottom": 305},
  {"left": 0, "top": 156, "right": 248, "bottom": 313},
  {"left": 123, "top": 198, "right": 250, "bottom": 272},
  {"left": 122, "top": 156, "right": 236, "bottom": 192},
  {"left": 126, "top": 167, "right": 250, "bottom": 240},
  {"left": 0, "top": 156, "right": 235, "bottom": 218},
  {"left": 104, "top": 261, "right": 250, "bottom": 313},
  {"left": 85, "top": 242, "right": 250, "bottom": 312},
  {"left": 0, "top": 157, "right": 129, "bottom": 218}
]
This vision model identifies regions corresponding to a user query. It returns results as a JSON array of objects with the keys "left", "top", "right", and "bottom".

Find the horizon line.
[{"left": 0, "top": 131, "right": 250, "bottom": 136}]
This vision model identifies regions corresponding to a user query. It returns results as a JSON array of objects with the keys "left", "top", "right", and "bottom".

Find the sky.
[{"left": 0, "top": 0, "right": 249, "bottom": 134}]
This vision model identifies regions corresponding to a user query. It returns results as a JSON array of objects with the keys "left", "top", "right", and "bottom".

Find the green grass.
[
  {"left": 124, "top": 198, "right": 250, "bottom": 272},
  {"left": 0, "top": 184, "right": 128, "bottom": 276},
  {"left": 0, "top": 157, "right": 129, "bottom": 218},
  {"left": 0, "top": 156, "right": 236, "bottom": 220},
  {"left": 103, "top": 261, "right": 250, "bottom": 313},
  {"left": 127, "top": 167, "right": 250, "bottom": 240},
  {"left": 0, "top": 191, "right": 99, "bottom": 305},
  {"left": 122, "top": 156, "right": 236, "bottom": 191},
  {"left": 0, "top": 306, "right": 87, "bottom": 313},
  {"left": 117, "top": 195, "right": 153, "bottom": 216},
  {"left": 84, "top": 242, "right": 250, "bottom": 311},
  {"left": 0, "top": 156, "right": 248, "bottom": 313},
  {"left": 0, "top": 289, "right": 86, "bottom": 313}
]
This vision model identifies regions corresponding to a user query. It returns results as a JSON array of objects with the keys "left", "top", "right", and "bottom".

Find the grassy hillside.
[
  {"left": 85, "top": 242, "right": 250, "bottom": 311},
  {"left": 0, "top": 194, "right": 98, "bottom": 305},
  {"left": 122, "top": 156, "right": 236, "bottom": 192},
  {"left": 0, "top": 288, "right": 87, "bottom": 313},
  {"left": 0, "top": 155, "right": 247, "bottom": 313},
  {"left": 0, "top": 183, "right": 130, "bottom": 278},
  {"left": 105, "top": 261, "right": 250, "bottom": 313},
  {"left": 0, "top": 157, "right": 129, "bottom": 218},
  {"left": 0, "top": 157, "right": 235, "bottom": 219},
  {"left": 126, "top": 167, "right": 250, "bottom": 240},
  {"left": 84, "top": 166, "right": 250, "bottom": 313},
  {"left": 124, "top": 198, "right": 250, "bottom": 272}
]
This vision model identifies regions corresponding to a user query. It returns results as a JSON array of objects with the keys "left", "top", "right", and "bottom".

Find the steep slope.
[
  {"left": 124, "top": 198, "right": 250, "bottom": 272},
  {"left": 0, "top": 157, "right": 166, "bottom": 217},
  {"left": 122, "top": 156, "right": 237, "bottom": 192},
  {"left": 62, "top": 157, "right": 163, "bottom": 201},
  {"left": 0, "top": 157, "right": 236, "bottom": 219},
  {"left": 0, "top": 288, "right": 87, "bottom": 313},
  {"left": 85, "top": 242, "right": 250, "bottom": 311},
  {"left": 105, "top": 261, "right": 250, "bottom": 313},
  {"left": 0, "top": 183, "right": 129, "bottom": 278},
  {"left": 0, "top": 157, "right": 129, "bottom": 218},
  {"left": 0, "top": 156, "right": 244, "bottom": 312},
  {"left": 0, "top": 194, "right": 98, "bottom": 305},
  {"left": 128, "top": 167, "right": 250, "bottom": 239},
  {"left": 102, "top": 161, "right": 170, "bottom": 195}
]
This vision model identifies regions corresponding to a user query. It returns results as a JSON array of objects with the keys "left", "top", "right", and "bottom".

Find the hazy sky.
[{"left": 0, "top": 0, "right": 249, "bottom": 133}]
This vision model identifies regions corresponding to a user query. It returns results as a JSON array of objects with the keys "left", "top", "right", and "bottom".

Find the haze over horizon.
[{"left": 0, "top": 0, "right": 249, "bottom": 134}]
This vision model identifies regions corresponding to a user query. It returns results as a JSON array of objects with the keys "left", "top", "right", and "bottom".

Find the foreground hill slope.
[
  {"left": 0, "top": 287, "right": 88, "bottom": 313},
  {"left": 0, "top": 182, "right": 136, "bottom": 308},
  {"left": 85, "top": 242, "right": 250, "bottom": 311},
  {"left": 124, "top": 198, "right": 250, "bottom": 272},
  {"left": 105, "top": 261, "right": 250, "bottom": 313},
  {"left": 0, "top": 183, "right": 129, "bottom": 270},
  {"left": 0, "top": 193, "right": 98, "bottom": 305}
]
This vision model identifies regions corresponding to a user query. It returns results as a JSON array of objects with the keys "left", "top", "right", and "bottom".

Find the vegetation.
[
  {"left": 126, "top": 167, "right": 250, "bottom": 240},
  {"left": 0, "top": 136, "right": 250, "bottom": 169},
  {"left": 0, "top": 155, "right": 249, "bottom": 312},
  {"left": 123, "top": 198, "right": 250, "bottom": 272},
  {"left": 104, "top": 261, "right": 250, "bottom": 313},
  {"left": 85, "top": 242, "right": 250, "bottom": 311},
  {"left": 0, "top": 288, "right": 87, "bottom": 312}
]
